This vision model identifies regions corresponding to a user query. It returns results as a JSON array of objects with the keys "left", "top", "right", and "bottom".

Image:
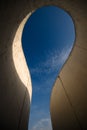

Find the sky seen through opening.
[{"left": 22, "top": 6, "right": 75, "bottom": 130}]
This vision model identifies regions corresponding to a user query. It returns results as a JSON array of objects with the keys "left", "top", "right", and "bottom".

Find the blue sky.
[{"left": 22, "top": 6, "right": 75, "bottom": 130}]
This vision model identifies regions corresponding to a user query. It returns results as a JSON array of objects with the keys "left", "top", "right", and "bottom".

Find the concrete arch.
[{"left": 0, "top": 0, "right": 87, "bottom": 130}]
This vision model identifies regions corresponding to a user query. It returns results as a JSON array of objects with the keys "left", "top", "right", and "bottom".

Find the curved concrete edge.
[
  {"left": 12, "top": 13, "right": 32, "bottom": 101},
  {"left": 0, "top": 0, "right": 87, "bottom": 130}
]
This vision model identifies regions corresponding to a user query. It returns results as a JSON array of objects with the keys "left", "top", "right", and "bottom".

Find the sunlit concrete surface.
[
  {"left": 0, "top": 0, "right": 87, "bottom": 130},
  {"left": 13, "top": 13, "right": 32, "bottom": 100}
]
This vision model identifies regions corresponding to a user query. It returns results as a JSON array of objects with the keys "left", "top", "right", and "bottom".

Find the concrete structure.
[{"left": 0, "top": 0, "right": 87, "bottom": 130}]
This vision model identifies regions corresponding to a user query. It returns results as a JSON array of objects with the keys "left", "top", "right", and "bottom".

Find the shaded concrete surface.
[
  {"left": 50, "top": 1, "right": 87, "bottom": 129},
  {"left": 50, "top": 78, "right": 81, "bottom": 130},
  {"left": 0, "top": 0, "right": 32, "bottom": 130},
  {"left": 0, "top": 0, "right": 87, "bottom": 130}
]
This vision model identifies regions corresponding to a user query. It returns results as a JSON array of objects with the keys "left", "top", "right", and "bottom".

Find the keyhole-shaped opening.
[{"left": 22, "top": 6, "right": 75, "bottom": 130}]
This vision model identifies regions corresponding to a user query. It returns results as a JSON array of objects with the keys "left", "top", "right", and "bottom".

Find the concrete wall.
[{"left": 0, "top": 0, "right": 87, "bottom": 130}]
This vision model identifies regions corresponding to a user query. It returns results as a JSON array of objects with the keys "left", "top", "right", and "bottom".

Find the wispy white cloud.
[
  {"left": 30, "top": 118, "right": 52, "bottom": 130},
  {"left": 30, "top": 45, "right": 72, "bottom": 75},
  {"left": 30, "top": 45, "right": 72, "bottom": 94}
]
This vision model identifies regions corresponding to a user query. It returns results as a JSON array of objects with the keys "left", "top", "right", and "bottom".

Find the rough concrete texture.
[
  {"left": 0, "top": 0, "right": 87, "bottom": 130},
  {"left": 13, "top": 13, "right": 32, "bottom": 100}
]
